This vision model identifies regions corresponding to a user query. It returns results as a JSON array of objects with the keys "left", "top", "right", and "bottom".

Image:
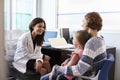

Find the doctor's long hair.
[{"left": 29, "top": 17, "right": 46, "bottom": 46}]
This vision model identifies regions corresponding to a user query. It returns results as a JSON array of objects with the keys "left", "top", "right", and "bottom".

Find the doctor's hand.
[
  {"left": 44, "top": 55, "right": 51, "bottom": 61},
  {"left": 35, "top": 60, "right": 42, "bottom": 73}
]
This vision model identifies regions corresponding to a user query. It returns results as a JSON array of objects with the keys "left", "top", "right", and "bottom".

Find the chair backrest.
[
  {"left": 56, "top": 54, "right": 114, "bottom": 80},
  {"left": 98, "top": 54, "right": 114, "bottom": 80}
]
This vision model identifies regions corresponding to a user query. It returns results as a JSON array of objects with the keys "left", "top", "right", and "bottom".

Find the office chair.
[
  {"left": 80, "top": 53, "right": 114, "bottom": 80},
  {"left": 56, "top": 54, "right": 114, "bottom": 80}
]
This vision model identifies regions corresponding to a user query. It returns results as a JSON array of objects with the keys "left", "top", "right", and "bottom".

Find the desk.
[
  {"left": 41, "top": 46, "right": 116, "bottom": 80},
  {"left": 41, "top": 46, "right": 70, "bottom": 67}
]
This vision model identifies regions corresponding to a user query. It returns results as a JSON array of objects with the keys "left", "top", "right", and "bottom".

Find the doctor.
[{"left": 13, "top": 17, "right": 51, "bottom": 76}]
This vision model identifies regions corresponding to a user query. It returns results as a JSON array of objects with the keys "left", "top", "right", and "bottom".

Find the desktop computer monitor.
[{"left": 60, "top": 28, "right": 70, "bottom": 43}]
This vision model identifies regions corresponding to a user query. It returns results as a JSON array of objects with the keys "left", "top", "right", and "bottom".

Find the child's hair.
[{"left": 74, "top": 30, "right": 91, "bottom": 48}]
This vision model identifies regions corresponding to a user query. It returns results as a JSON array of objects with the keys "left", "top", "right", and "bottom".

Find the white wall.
[
  {"left": 101, "top": 32, "right": 120, "bottom": 80},
  {"left": 58, "top": 0, "right": 120, "bottom": 32},
  {"left": 0, "top": 0, "right": 7, "bottom": 80}
]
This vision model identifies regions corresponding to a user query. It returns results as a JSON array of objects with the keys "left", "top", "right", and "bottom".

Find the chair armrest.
[{"left": 80, "top": 70, "right": 101, "bottom": 80}]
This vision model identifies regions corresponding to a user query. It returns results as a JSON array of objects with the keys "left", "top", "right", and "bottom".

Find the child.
[{"left": 51, "top": 30, "right": 91, "bottom": 80}]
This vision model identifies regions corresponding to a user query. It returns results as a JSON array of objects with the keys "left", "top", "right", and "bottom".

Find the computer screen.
[
  {"left": 60, "top": 28, "right": 70, "bottom": 43},
  {"left": 44, "top": 31, "right": 57, "bottom": 42}
]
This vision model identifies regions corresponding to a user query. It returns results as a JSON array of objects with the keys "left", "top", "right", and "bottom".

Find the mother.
[{"left": 40, "top": 12, "right": 107, "bottom": 80}]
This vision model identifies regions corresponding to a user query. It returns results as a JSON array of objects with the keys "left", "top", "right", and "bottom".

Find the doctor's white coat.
[{"left": 12, "top": 32, "right": 44, "bottom": 73}]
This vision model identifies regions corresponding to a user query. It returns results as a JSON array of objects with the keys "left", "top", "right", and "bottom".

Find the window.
[
  {"left": 4, "top": 0, "right": 37, "bottom": 31},
  {"left": 40, "top": 0, "right": 57, "bottom": 30},
  {"left": 58, "top": 0, "right": 120, "bottom": 32}
]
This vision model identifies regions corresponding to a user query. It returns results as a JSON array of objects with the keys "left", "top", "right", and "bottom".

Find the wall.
[
  {"left": 0, "top": 0, "right": 7, "bottom": 80},
  {"left": 101, "top": 32, "right": 120, "bottom": 80},
  {"left": 40, "top": 0, "right": 57, "bottom": 30}
]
